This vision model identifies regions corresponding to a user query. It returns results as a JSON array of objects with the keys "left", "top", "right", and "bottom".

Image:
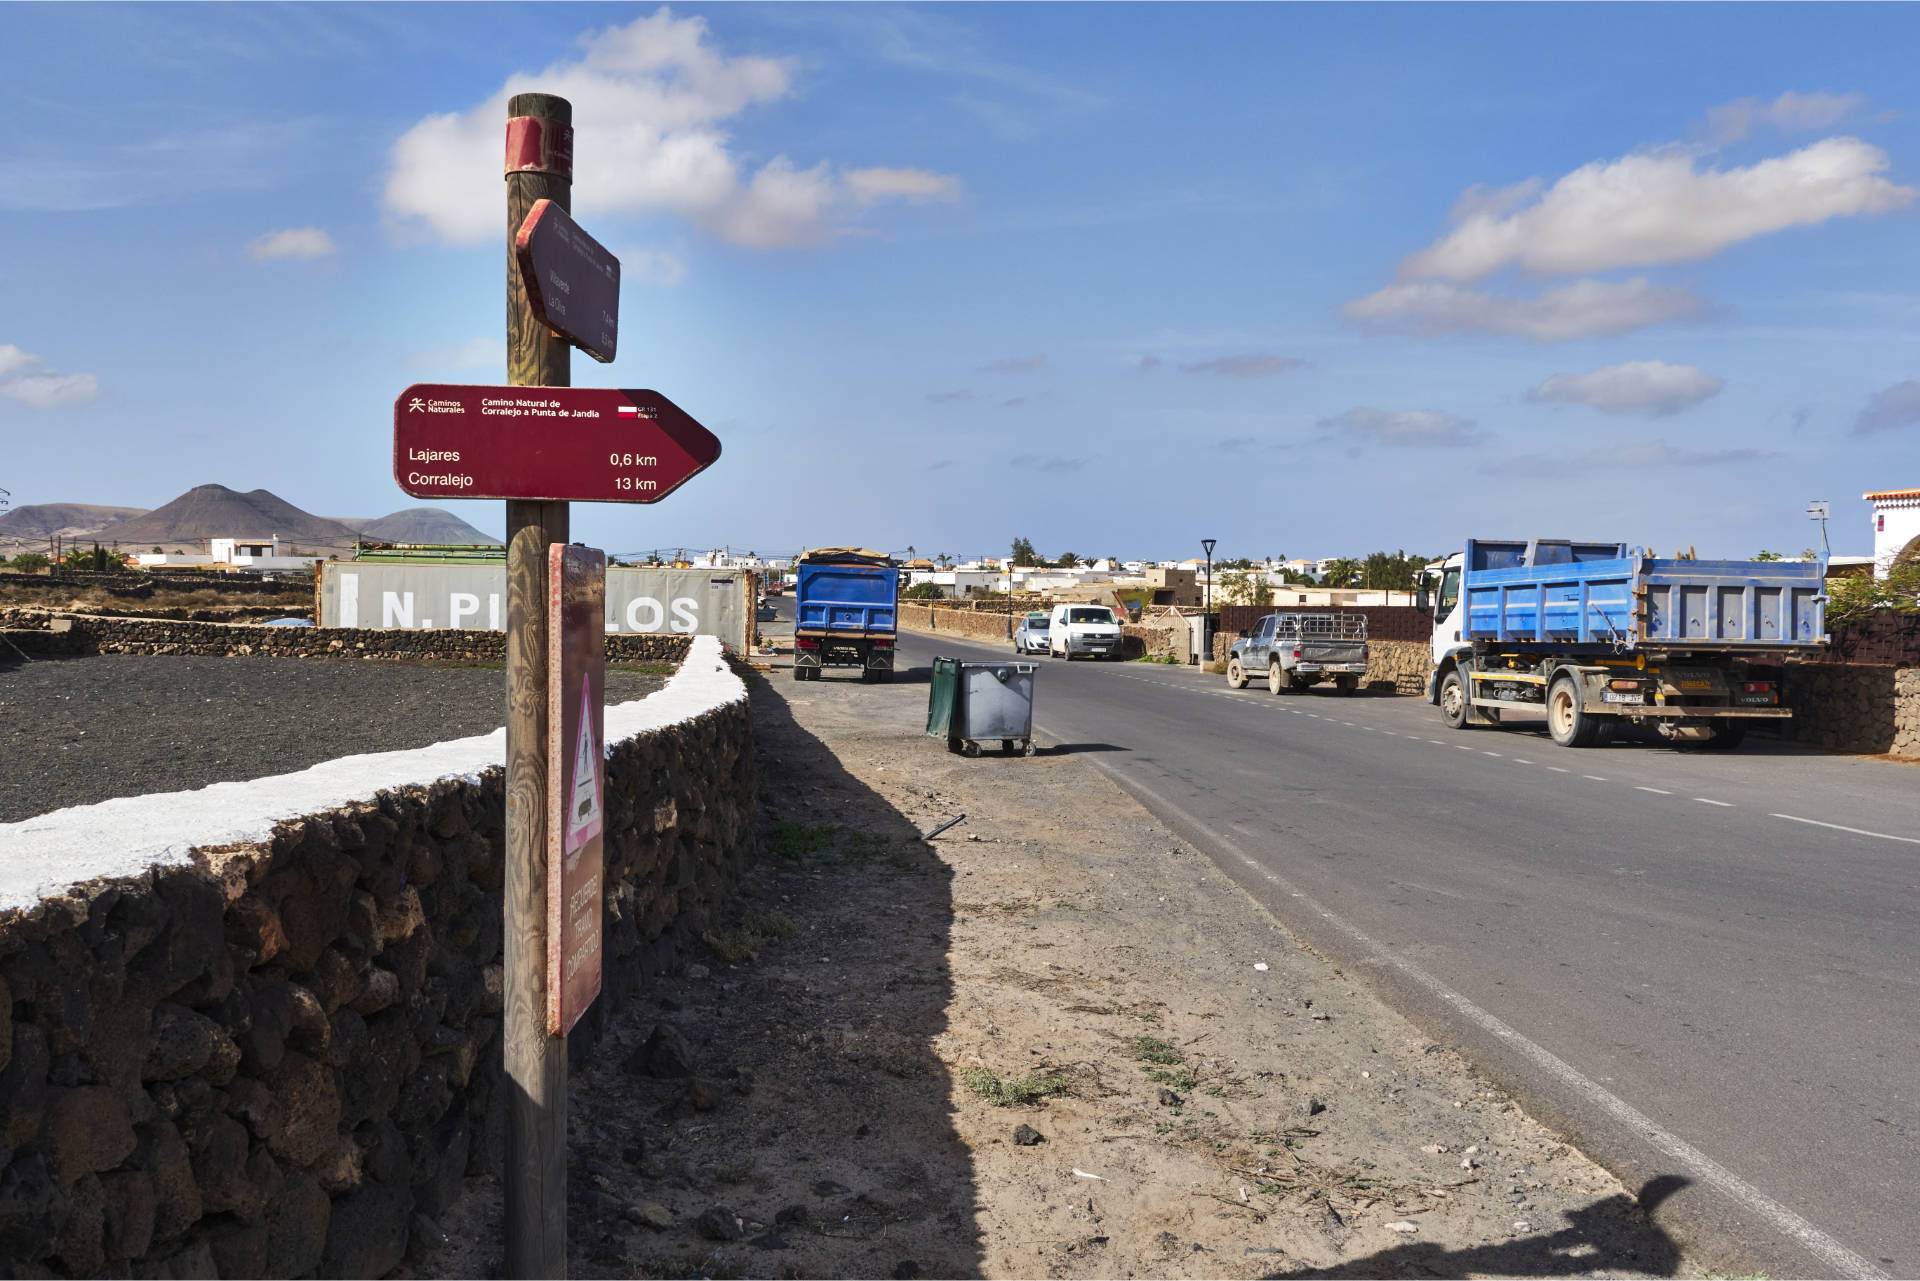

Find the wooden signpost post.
[
  {"left": 502, "top": 91, "right": 573, "bottom": 1281},
  {"left": 387, "top": 92, "right": 719, "bottom": 1276}
]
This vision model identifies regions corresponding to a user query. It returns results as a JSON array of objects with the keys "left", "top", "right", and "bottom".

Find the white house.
[
  {"left": 1866, "top": 487, "right": 1920, "bottom": 576},
  {"left": 137, "top": 535, "right": 319, "bottom": 573}
]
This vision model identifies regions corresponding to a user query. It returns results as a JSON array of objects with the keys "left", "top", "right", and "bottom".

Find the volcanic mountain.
[
  {"left": 0, "top": 503, "right": 149, "bottom": 554},
  {"left": 346, "top": 507, "right": 501, "bottom": 545},
  {"left": 94, "top": 484, "right": 364, "bottom": 554}
]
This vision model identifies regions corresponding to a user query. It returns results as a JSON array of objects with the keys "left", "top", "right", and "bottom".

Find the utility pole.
[{"left": 503, "top": 90, "right": 571, "bottom": 1280}]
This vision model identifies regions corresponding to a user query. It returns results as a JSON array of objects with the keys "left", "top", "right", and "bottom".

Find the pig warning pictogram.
[{"left": 565, "top": 682, "right": 602, "bottom": 852}]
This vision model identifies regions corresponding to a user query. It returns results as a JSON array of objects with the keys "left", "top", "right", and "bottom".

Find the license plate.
[
  {"left": 1679, "top": 679, "right": 1713, "bottom": 690},
  {"left": 1601, "top": 691, "right": 1644, "bottom": 704}
]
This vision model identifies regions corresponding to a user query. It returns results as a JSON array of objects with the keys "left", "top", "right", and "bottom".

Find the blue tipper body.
[
  {"left": 1461, "top": 538, "right": 1827, "bottom": 652},
  {"left": 796, "top": 563, "right": 899, "bottom": 635}
]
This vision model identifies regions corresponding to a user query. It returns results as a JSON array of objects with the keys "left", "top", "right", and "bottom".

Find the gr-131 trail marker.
[
  {"left": 393, "top": 383, "right": 722, "bottom": 503},
  {"left": 515, "top": 198, "right": 620, "bottom": 363}
]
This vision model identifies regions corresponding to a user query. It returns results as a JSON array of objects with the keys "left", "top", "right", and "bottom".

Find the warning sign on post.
[{"left": 547, "top": 543, "right": 606, "bottom": 1037}]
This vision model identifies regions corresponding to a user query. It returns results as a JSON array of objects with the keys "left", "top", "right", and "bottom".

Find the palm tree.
[{"left": 1323, "top": 557, "right": 1361, "bottom": 588}]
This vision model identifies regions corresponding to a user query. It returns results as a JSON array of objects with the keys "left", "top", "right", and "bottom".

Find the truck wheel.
[
  {"left": 1268, "top": 660, "right": 1285, "bottom": 695},
  {"left": 1547, "top": 675, "right": 1599, "bottom": 747},
  {"left": 1704, "top": 723, "right": 1747, "bottom": 751},
  {"left": 793, "top": 665, "right": 810, "bottom": 683},
  {"left": 873, "top": 669, "right": 891, "bottom": 684},
  {"left": 1594, "top": 719, "right": 1619, "bottom": 747},
  {"left": 1226, "top": 658, "right": 1247, "bottom": 689},
  {"left": 1439, "top": 670, "right": 1470, "bottom": 730},
  {"left": 1335, "top": 674, "right": 1358, "bottom": 696}
]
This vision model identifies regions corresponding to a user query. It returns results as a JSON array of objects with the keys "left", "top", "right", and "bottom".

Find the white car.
[
  {"left": 1013, "top": 612, "right": 1051, "bottom": 654},
  {"left": 1048, "top": 603, "right": 1124, "bottom": 660}
]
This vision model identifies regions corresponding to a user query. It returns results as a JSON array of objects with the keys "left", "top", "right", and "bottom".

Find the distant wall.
[
  {"left": 316, "top": 564, "right": 754, "bottom": 653},
  {"left": 0, "top": 637, "right": 755, "bottom": 1277},
  {"left": 0, "top": 614, "right": 689, "bottom": 666}
]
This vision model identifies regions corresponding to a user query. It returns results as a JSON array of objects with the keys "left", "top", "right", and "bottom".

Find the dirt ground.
[{"left": 425, "top": 661, "right": 1701, "bottom": 1280}]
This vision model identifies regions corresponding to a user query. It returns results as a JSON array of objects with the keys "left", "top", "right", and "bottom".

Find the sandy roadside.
[{"left": 425, "top": 659, "right": 1701, "bottom": 1279}]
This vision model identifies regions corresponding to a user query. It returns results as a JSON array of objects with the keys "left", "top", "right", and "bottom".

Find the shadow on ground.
[
  {"left": 561, "top": 671, "right": 982, "bottom": 1278},
  {"left": 1271, "top": 1175, "right": 1688, "bottom": 1279}
]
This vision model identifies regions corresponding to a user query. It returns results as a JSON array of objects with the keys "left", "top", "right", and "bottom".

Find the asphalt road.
[{"left": 889, "top": 625, "right": 1918, "bottom": 1279}]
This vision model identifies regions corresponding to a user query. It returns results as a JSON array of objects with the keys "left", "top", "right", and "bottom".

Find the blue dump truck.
[
  {"left": 1423, "top": 538, "right": 1827, "bottom": 749},
  {"left": 793, "top": 547, "right": 899, "bottom": 683}
]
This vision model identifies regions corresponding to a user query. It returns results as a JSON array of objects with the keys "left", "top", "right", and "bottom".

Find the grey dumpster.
[{"left": 928, "top": 658, "right": 1036, "bottom": 756}]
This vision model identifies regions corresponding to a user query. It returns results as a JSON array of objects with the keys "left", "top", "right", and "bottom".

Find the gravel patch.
[{"left": 0, "top": 654, "right": 669, "bottom": 823}]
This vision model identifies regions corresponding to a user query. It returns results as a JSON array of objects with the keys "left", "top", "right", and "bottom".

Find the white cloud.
[
  {"left": 246, "top": 227, "right": 336, "bottom": 262},
  {"left": 0, "top": 345, "right": 99, "bottom": 409},
  {"left": 617, "top": 246, "right": 688, "bottom": 287},
  {"left": 1854, "top": 379, "right": 1920, "bottom": 435},
  {"left": 1490, "top": 441, "right": 1771, "bottom": 478},
  {"left": 1399, "top": 138, "right": 1912, "bottom": 282},
  {"left": 1525, "top": 360, "right": 1725, "bottom": 417},
  {"left": 410, "top": 337, "right": 506, "bottom": 370},
  {"left": 1317, "top": 407, "right": 1485, "bottom": 448},
  {"left": 382, "top": 9, "right": 960, "bottom": 249},
  {"left": 845, "top": 167, "right": 962, "bottom": 206},
  {"left": 1342, "top": 277, "right": 1705, "bottom": 343},
  {"left": 1705, "top": 91, "right": 1865, "bottom": 146},
  {"left": 1181, "top": 354, "right": 1304, "bottom": 377}
]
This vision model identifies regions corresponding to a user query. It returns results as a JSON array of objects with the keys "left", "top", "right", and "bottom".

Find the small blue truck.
[
  {"left": 793, "top": 548, "right": 899, "bottom": 683},
  {"left": 1423, "top": 538, "right": 1828, "bottom": 749}
]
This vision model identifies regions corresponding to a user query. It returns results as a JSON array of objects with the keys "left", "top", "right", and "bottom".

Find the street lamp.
[
  {"left": 1807, "top": 500, "right": 1831, "bottom": 562},
  {"left": 1201, "top": 538, "right": 1217, "bottom": 666}
]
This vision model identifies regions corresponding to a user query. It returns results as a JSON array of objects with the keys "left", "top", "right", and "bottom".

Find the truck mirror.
[
  {"left": 1238, "top": 629, "right": 1250, "bottom": 638},
  {"left": 1415, "top": 583, "right": 1431, "bottom": 613}
]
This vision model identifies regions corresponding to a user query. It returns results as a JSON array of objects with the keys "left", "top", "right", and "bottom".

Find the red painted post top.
[
  {"left": 505, "top": 115, "right": 574, "bottom": 179},
  {"left": 393, "top": 384, "right": 721, "bottom": 503}
]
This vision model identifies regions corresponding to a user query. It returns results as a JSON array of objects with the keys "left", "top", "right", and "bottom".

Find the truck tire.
[
  {"left": 1547, "top": 675, "right": 1600, "bottom": 748},
  {"left": 1439, "top": 669, "right": 1470, "bottom": 730},
  {"left": 1268, "top": 660, "right": 1285, "bottom": 695},
  {"left": 1704, "top": 723, "right": 1747, "bottom": 750},
  {"left": 793, "top": 665, "right": 808, "bottom": 683},
  {"left": 1226, "top": 658, "right": 1248, "bottom": 689},
  {"left": 1335, "top": 674, "right": 1358, "bottom": 696}
]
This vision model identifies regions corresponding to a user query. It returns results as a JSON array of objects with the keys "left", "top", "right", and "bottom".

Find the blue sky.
[{"left": 3, "top": 3, "right": 1917, "bottom": 562}]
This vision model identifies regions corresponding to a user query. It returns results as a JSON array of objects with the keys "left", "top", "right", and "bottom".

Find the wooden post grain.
[{"left": 504, "top": 90, "right": 571, "bottom": 1280}]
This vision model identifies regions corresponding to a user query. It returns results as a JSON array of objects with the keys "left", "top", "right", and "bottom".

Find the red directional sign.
[
  {"left": 393, "top": 384, "right": 721, "bottom": 503},
  {"left": 515, "top": 199, "right": 619, "bottom": 363}
]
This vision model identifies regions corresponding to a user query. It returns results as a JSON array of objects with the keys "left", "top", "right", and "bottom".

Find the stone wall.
[
  {"left": 0, "top": 612, "right": 690, "bottom": 666},
  {"left": 1763, "top": 664, "right": 1920, "bottom": 757},
  {"left": 897, "top": 604, "right": 1020, "bottom": 644},
  {"left": 1209, "top": 632, "right": 1430, "bottom": 693},
  {"left": 900, "top": 604, "right": 1158, "bottom": 659},
  {"left": 0, "top": 639, "right": 755, "bottom": 1276}
]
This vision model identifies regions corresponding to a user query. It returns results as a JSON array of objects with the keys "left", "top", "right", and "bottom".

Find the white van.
[{"left": 1048, "top": 603, "right": 1124, "bottom": 660}]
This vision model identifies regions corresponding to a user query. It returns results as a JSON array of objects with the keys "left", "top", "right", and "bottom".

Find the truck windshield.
[
  {"left": 1437, "top": 568, "right": 1461, "bottom": 616},
  {"left": 1067, "top": 609, "right": 1113, "bottom": 624}
]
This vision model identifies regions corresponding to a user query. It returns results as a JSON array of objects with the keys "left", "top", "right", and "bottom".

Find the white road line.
[
  {"left": 1456, "top": 745, "right": 1474, "bottom": 751},
  {"left": 1482, "top": 751, "right": 1502, "bottom": 757},
  {"left": 1065, "top": 760, "right": 1885, "bottom": 1281},
  {"left": 1772, "top": 812, "right": 1920, "bottom": 846},
  {"left": 1696, "top": 798, "right": 1733, "bottom": 808},
  {"left": 1582, "top": 774, "right": 1607, "bottom": 782},
  {"left": 1546, "top": 766, "right": 1569, "bottom": 773},
  {"left": 1512, "top": 758, "right": 1533, "bottom": 765},
  {"left": 1635, "top": 786, "right": 1672, "bottom": 795}
]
